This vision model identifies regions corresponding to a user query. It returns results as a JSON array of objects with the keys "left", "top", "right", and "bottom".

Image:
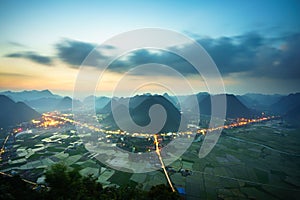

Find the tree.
[
  {"left": 45, "top": 163, "right": 103, "bottom": 200},
  {"left": 1, "top": 163, "right": 182, "bottom": 200},
  {"left": 0, "top": 174, "right": 41, "bottom": 200},
  {"left": 148, "top": 184, "right": 181, "bottom": 200}
]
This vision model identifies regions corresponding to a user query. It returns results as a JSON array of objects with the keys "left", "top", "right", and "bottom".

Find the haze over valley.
[{"left": 1, "top": 1, "right": 299, "bottom": 199}]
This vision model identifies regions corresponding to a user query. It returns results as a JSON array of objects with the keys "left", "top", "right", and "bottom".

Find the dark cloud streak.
[
  {"left": 97, "top": 32, "right": 300, "bottom": 81},
  {"left": 6, "top": 51, "right": 53, "bottom": 65},
  {"left": 109, "top": 49, "right": 197, "bottom": 76},
  {"left": 8, "top": 41, "right": 27, "bottom": 47},
  {"left": 5, "top": 32, "right": 300, "bottom": 82},
  {"left": 0, "top": 72, "right": 34, "bottom": 78},
  {"left": 55, "top": 39, "right": 107, "bottom": 67}
]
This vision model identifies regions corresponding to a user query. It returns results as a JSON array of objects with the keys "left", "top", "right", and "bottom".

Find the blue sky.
[{"left": 0, "top": 0, "right": 299, "bottom": 96}]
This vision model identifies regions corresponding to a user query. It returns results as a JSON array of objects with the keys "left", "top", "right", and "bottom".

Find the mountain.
[
  {"left": 100, "top": 93, "right": 255, "bottom": 122},
  {"left": 0, "top": 95, "right": 41, "bottom": 129},
  {"left": 237, "top": 93, "right": 283, "bottom": 111},
  {"left": 236, "top": 95, "right": 259, "bottom": 110},
  {"left": 270, "top": 93, "right": 300, "bottom": 114},
  {"left": 98, "top": 98, "right": 120, "bottom": 114},
  {"left": 244, "top": 93, "right": 283, "bottom": 106},
  {"left": 284, "top": 104, "right": 300, "bottom": 127},
  {"left": 24, "top": 98, "right": 62, "bottom": 112},
  {"left": 83, "top": 96, "right": 110, "bottom": 111},
  {"left": 182, "top": 92, "right": 209, "bottom": 111},
  {"left": 199, "top": 94, "right": 255, "bottom": 119},
  {"left": 102, "top": 95, "right": 184, "bottom": 133},
  {"left": 130, "top": 95, "right": 183, "bottom": 132},
  {"left": 24, "top": 96, "right": 84, "bottom": 113},
  {"left": 98, "top": 95, "right": 150, "bottom": 114},
  {"left": 162, "top": 93, "right": 180, "bottom": 109},
  {"left": 55, "top": 97, "right": 82, "bottom": 111},
  {"left": 0, "top": 90, "right": 61, "bottom": 102},
  {"left": 269, "top": 93, "right": 300, "bottom": 127},
  {"left": 0, "top": 90, "right": 64, "bottom": 112}
]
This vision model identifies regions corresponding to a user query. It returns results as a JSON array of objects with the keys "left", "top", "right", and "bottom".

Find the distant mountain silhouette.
[
  {"left": 236, "top": 95, "right": 258, "bottom": 109},
  {"left": 24, "top": 95, "right": 83, "bottom": 112},
  {"left": 244, "top": 93, "right": 282, "bottom": 105},
  {"left": 102, "top": 95, "right": 185, "bottom": 133},
  {"left": 99, "top": 95, "right": 151, "bottom": 114},
  {"left": 162, "top": 93, "right": 180, "bottom": 109},
  {"left": 24, "top": 98, "right": 62, "bottom": 112},
  {"left": 130, "top": 95, "right": 183, "bottom": 132},
  {"left": 98, "top": 98, "right": 119, "bottom": 114},
  {"left": 237, "top": 93, "right": 282, "bottom": 111},
  {"left": 182, "top": 92, "right": 209, "bottom": 111},
  {"left": 199, "top": 94, "right": 254, "bottom": 119},
  {"left": 268, "top": 93, "right": 300, "bottom": 127},
  {"left": 101, "top": 93, "right": 255, "bottom": 122},
  {"left": 3, "top": 89, "right": 299, "bottom": 128},
  {"left": 0, "top": 90, "right": 64, "bottom": 112},
  {"left": 270, "top": 93, "right": 300, "bottom": 114},
  {"left": 284, "top": 104, "right": 300, "bottom": 127},
  {"left": 0, "top": 90, "right": 61, "bottom": 102},
  {"left": 55, "top": 97, "right": 82, "bottom": 111},
  {"left": 0, "top": 95, "right": 41, "bottom": 129},
  {"left": 83, "top": 96, "right": 110, "bottom": 111}
]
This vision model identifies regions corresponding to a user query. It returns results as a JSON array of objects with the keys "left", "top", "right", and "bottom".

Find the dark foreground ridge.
[{"left": 0, "top": 163, "right": 181, "bottom": 200}]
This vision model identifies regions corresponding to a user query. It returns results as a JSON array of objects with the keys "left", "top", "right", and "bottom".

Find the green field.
[
  {"left": 172, "top": 120, "right": 300, "bottom": 199},
  {"left": 1, "top": 120, "right": 299, "bottom": 199}
]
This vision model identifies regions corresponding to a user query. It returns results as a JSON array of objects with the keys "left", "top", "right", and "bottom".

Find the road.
[
  {"left": 0, "top": 133, "right": 13, "bottom": 159},
  {"left": 154, "top": 134, "right": 176, "bottom": 192}
]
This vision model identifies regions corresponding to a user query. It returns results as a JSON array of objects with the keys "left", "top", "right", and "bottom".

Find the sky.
[{"left": 0, "top": 0, "right": 299, "bottom": 96}]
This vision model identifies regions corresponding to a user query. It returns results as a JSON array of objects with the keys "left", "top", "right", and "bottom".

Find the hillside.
[
  {"left": 83, "top": 96, "right": 110, "bottom": 111},
  {"left": 270, "top": 93, "right": 300, "bottom": 114},
  {"left": 236, "top": 93, "right": 283, "bottom": 111},
  {"left": 0, "top": 95, "right": 41, "bottom": 129},
  {"left": 55, "top": 97, "right": 82, "bottom": 111},
  {"left": 182, "top": 92, "right": 209, "bottom": 112},
  {"left": 199, "top": 94, "right": 254, "bottom": 119},
  {"left": 284, "top": 104, "right": 300, "bottom": 127},
  {"left": 102, "top": 95, "right": 184, "bottom": 133},
  {"left": 24, "top": 97, "right": 61, "bottom": 112}
]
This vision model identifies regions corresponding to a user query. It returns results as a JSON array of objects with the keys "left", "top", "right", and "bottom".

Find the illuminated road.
[
  {"left": 154, "top": 134, "right": 176, "bottom": 192},
  {"left": 0, "top": 112, "right": 277, "bottom": 189},
  {"left": 0, "top": 133, "right": 13, "bottom": 159},
  {"left": 199, "top": 116, "right": 277, "bottom": 135},
  {"left": 44, "top": 113, "right": 277, "bottom": 139}
]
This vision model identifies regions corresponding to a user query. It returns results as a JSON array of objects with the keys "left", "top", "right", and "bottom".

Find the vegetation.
[
  {"left": 0, "top": 174, "right": 41, "bottom": 200},
  {"left": 0, "top": 163, "right": 181, "bottom": 200}
]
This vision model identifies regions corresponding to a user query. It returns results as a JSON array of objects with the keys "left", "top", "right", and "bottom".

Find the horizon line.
[{"left": 0, "top": 88, "right": 299, "bottom": 99}]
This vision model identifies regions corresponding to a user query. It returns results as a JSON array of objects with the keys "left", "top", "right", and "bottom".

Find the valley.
[{"left": 0, "top": 109, "right": 299, "bottom": 199}]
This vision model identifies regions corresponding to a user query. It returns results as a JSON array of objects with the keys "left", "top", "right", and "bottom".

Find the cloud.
[
  {"left": 105, "top": 32, "right": 300, "bottom": 81},
  {"left": 0, "top": 72, "right": 34, "bottom": 78},
  {"left": 101, "top": 44, "right": 116, "bottom": 50},
  {"left": 255, "top": 33, "right": 300, "bottom": 79},
  {"left": 8, "top": 41, "right": 27, "bottom": 47},
  {"left": 6, "top": 51, "right": 53, "bottom": 65},
  {"left": 55, "top": 39, "right": 107, "bottom": 67},
  {"left": 109, "top": 49, "right": 197, "bottom": 76},
  {"left": 197, "top": 32, "right": 263, "bottom": 74},
  {"left": 102, "top": 33, "right": 266, "bottom": 76},
  {"left": 7, "top": 33, "right": 299, "bottom": 82},
  {"left": 199, "top": 32, "right": 300, "bottom": 80}
]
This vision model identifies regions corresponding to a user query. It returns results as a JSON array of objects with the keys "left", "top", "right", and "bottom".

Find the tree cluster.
[{"left": 0, "top": 163, "right": 181, "bottom": 200}]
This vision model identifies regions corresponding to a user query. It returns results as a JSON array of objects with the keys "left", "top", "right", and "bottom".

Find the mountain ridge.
[{"left": 0, "top": 95, "right": 41, "bottom": 129}]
